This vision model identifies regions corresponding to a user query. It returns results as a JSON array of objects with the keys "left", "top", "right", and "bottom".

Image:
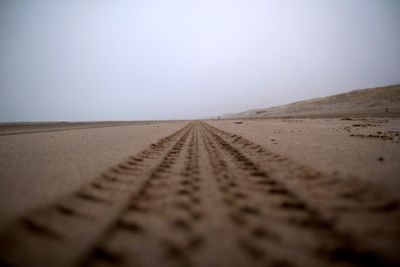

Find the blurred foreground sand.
[{"left": 0, "top": 119, "right": 399, "bottom": 267}]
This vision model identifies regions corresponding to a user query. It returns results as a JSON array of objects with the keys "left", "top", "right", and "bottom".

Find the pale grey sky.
[{"left": 0, "top": 0, "right": 399, "bottom": 121}]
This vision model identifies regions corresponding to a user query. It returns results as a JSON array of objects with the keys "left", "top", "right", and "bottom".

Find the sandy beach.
[
  {"left": 0, "top": 119, "right": 399, "bottom": 267},
  {"left": 0, "top": 121, "right": 187, "bottom": 231},
  {"left": 208, "top": 118, "right": 400, "bottom": 195},
  {"left": 1, "top": 2, "right": 399, "bottom": 266}
]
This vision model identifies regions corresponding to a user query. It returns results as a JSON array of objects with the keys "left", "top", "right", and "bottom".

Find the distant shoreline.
[{"left": 0, "top": 120, "right": 183, "bottom": 136}]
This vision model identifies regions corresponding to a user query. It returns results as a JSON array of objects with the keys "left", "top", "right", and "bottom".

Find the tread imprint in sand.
[{"left": 0, "top": 122, "right": 399, "bottom": 267}]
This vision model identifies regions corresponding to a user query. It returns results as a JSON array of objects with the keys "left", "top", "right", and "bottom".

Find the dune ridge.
[{"left": 222, "top": 84, "right": 400, "bottom": 119}]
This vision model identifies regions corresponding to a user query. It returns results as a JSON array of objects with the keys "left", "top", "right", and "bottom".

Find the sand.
[
  {"left": 208, "top": 118, "right": 400, "bottom": 196},
  {"left": 0, "top": 121, "right": 187, "bottom": 231},
  {"left": 223, "top": 84, "right": 400, "bottom": 119},
  {"left": 0, "top": 120, "right": 399, "bottom": 267}
]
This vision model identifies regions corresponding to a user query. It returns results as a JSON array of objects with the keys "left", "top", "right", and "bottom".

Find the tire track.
[
  {"left": 81, "top": 124, "right": 202, "bottom": 267},
  {"left": 0, "top": 123, "right": 194, "bottom": 267},
  {"left": 202, "top": 122, "right": 400, "bottom": 267},
  {"left": 200, "top": 124, "right": 328, "bottom": 266},
  {"left": 0, "top": 121, "right": 398, "bottom": 267}
]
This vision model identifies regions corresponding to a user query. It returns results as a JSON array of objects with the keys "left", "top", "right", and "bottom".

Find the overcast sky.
[{"left": 0, "top": 0, "right": 399, "bottom": 121}]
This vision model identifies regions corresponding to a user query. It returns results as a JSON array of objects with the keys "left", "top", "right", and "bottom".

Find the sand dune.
[{"left": 222, "top": 84, "right": 400, "bottom": 118}]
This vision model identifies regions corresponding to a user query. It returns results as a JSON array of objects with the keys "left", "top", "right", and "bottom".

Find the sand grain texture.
[
  {"left": 0, "top": 121, "right": 399, "bottom": 267},
  {"left": 0, "top": 122, "right": 187, "bottom": 231}
]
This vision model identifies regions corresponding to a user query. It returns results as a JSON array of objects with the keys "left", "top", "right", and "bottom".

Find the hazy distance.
[{"left": 1, "top": 0, "right": 399, "bottom": 122}]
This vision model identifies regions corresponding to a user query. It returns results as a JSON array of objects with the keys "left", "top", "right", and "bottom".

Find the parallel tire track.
[
  {"left": 81, "top": 125, "right": 202, "bottom": 267},
  {"left": 0, "top": 122, "right": 399, "bottom": 267}
]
